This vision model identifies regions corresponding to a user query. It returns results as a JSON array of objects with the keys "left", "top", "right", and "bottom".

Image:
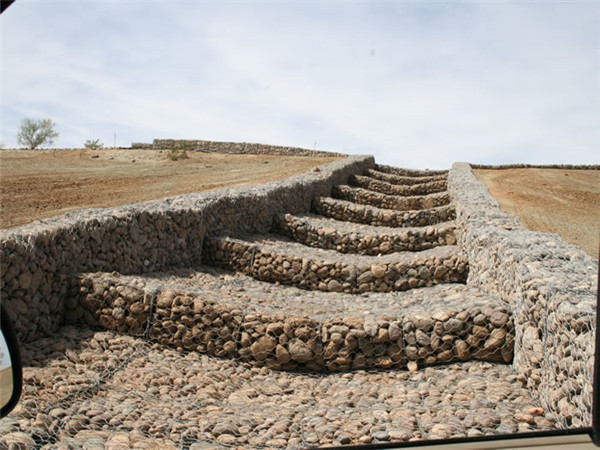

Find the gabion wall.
[
  {"left": 67, "top": 271, "right": 514, "bottom": 373},
  {"left": 0, "top": 155, "right": 374, "bottom": 344},
  {"left": 0, "top": 154, "right": 596, "bottom": 438},
  {"left": 133, "top": 139, "right": 344, "bottom": 158},
  {"left": 448, "top": 162, "right": 598, "bottom": 428}
]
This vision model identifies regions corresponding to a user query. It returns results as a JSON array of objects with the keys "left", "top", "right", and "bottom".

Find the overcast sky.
[{"left": 1, "top": 1, "right": 598, "bottom": 169}]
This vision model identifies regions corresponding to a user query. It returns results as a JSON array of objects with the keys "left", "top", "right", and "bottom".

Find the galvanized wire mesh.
[{"left": 1, "top": 164, "right": 596, "bottom": 449}]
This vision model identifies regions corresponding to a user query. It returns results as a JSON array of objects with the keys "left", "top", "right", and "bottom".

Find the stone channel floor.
[{"left": 1, "top": 324, "right": 555, "bottom": 449}]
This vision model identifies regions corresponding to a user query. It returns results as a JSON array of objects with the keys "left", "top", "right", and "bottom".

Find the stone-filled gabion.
[
  {"left": 66, "top": 273, "right": 515, "bottom": 373},
  {"left": 448, "top": 162, "right": 598, "bottom": 429},
  {"left": 69, "top": 275, "right": 153, "bottom": 336},
  {"left": 374, "top": 164, "right": 448, "bottom": 177},
  {"left": 365, "top": 168, "right": 447, "bottom": 185},
  {"left": 149, "top": 290, "right": 242, "bottom": 357},
  {"left": 202, "top": 236, "right": 469, "bottom": 293},
  {"left": 0, "top": 155, "right": 374, "bottom": 344},
  {"left": 312, "top": 196, "right": 456, "bottom": 228},
  {"left": 1, "top": 143, "right": 595, "bottom": 442},
  {"left": 350, "top": 174, "right": 448, "bottom": 197},
  {"left": 275, "top": 214, "right": 457, "bottom": 255},
  {"left": 146, "top": 139, "right": 344, "bottom": 158},
  {"left": 333, "top": 185, "right": 451, "bottom": 211},
  {"left": 543, "top": 291, "right": 595, "bottom": 428}
]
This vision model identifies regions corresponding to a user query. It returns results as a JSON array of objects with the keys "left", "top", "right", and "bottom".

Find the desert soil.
[
  {"left": 0, "top": 149, "right": 340, "bottom": 230},
  {"left": 474, "top": 168, "right": 599, "bottom": 259}
]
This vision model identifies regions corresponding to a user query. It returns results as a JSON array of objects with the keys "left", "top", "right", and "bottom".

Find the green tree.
[{"left": 17, "top": 118, "right": 59, "bottom": 149}]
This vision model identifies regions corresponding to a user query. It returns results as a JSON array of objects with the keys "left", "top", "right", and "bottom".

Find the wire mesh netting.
[{"left": 1, "top": 163, "right": 597, "bottom": 449}]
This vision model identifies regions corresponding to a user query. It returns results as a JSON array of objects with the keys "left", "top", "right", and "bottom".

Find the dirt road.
[
  {"left": 474, "top": 168, "right": 599, "bottom": 259},
  {"left": 0, "top": 149, "right": 339, "bottom": 229}
]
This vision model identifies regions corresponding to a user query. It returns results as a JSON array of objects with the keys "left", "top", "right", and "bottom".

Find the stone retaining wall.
[
  {"left": 202, "top": 236, "right": 468, "bottom": 293},
  {"left": 448, "top": 162, "right": 598, "bottom": 428},
  {"left": 365, "top": 169, "right": 447, "bottom": 185},
  {"left": 471, "top": 164, "right": 599, "bottom": 170},
  {"left": 333, "top": 185, "right": 451, "bottom": 211},
  {"left": 374, "top": 164, "right": 448, "bottom": 177},
  {"left": 134, "top": 139, "right": 344, "bottom": 157},
  {"left": 275, "top": 214, "right": 456, "bottom": 255},
  {"left": 350, "top": 174, "right": 447, "bottom": 197},
  {"left": 69, "top": 273, "right": 514, "bottom": 372},
  {"left": 312, "top": 197, "right": 456, "bottom": 228},
  {"left": 1, "top": 147, "right": 597, "bottom": 430},
  {"left": 0, "top": 155, "right": 374, "bottom": 343}
]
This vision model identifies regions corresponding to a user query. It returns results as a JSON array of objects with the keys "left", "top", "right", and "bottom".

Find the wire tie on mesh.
[
  {"left": 144, "top": 288, "right": 160, "bottom": 341},
  {"left": 249, "top": 246, "right": 258, "bottom": 274}
]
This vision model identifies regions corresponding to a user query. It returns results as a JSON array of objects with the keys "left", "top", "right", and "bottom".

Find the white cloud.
[{"left": 1, "top": 1, "right": 597, "bottom": 168}]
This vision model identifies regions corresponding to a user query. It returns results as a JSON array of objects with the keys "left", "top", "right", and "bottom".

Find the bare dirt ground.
[
  {"left": 0, "top": 149, "right": 340, "bottom": 229},
  {"left": 474, "top": 168, "right": 600, "bottom": 259}
]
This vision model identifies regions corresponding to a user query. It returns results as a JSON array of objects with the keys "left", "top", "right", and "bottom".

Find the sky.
[{"left": 1, "top": 1, "right": 598, "bottom": 169}]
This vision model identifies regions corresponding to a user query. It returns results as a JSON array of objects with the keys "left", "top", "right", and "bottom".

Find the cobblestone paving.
[{"left": 0, "top": 327, "right": 555, "bottom": 449}]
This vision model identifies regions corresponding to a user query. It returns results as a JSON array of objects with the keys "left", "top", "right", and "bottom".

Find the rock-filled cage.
[{"left": 0, "top": 140, "right": 597, "bottom": 448}]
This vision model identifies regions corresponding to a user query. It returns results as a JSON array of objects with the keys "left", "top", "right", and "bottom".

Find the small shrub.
[
  {"left": 166, "top": 148, "right": 189, "bottom": 161},
  {"left": 84, "top": 139, "right": 104, "bottom": 150}
]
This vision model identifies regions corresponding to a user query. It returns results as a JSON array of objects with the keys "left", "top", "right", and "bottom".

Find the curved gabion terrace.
[{"left": 0, "top": 148, "right": 597, "bottom": 448}]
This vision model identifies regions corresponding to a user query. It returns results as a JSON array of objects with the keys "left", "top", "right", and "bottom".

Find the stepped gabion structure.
[{"left": 0, "top": 145, "right": 597, "bottom": 448}]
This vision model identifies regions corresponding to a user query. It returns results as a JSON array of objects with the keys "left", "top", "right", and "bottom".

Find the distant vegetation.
[
  {"left": 84, "top": 139, "right": 104, "bottom": 150},
  {"left": 17, "top": 118, "right": 59, "bottom": 149}
]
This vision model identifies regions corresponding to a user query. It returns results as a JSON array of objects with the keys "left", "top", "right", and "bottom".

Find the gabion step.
[
  {"left": 365, "top": 168, "right": 447, "bottom": 185},
  {"left": 202, "top": 235, "right": 468, "bottom": 293},
  {"left": 275, "top": 213, "right": 457, "bottom": 255},
  {"left": 312, "top": 196, "right": 455, "bottom": 227},
  {"left": 350, "top": 174, "right": 447, "bottom": 197},
  {"left": 374, "top": 164, "right": 448, "bottom": 177},
  {"left": 68, "top": 268, "right": 514, "bottom": 373},
  {"left": 333, "top": 185, "right": 451, "bottom": 211}
]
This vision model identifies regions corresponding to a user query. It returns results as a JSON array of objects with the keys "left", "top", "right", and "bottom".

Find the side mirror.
[{"left": 1, "top": 305, "right": 22, "bottom": 418}]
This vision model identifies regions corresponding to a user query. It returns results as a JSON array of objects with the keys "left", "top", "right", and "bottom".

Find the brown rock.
[
  {"left": 192, "top": 298, "right": 205, "bottom": 314},
  {"left": 437, "top": 350, "right": 452, "bottom": 362},
  {"left": 323, "top": 341, "right": 338, "bottom": 359},
  {"left": 372, "top": 328, "right": 390, "bottom": 344},
  {"left": 18, "top": 272, "right": 33, "bottom": 290},
  {"left": 484, "top": 328, "right": 507, "bottom": 352},
  {"left": 454, "top": 339, "right": 470, "bottom": 360},
  {"left": 407, "top": 361, "right": 419, "bottom": 372},
  {"left": 0, "top": 432, "right": 36, "bottom": 448},
  {"left": 129, "top": 302, "right": 145, "bottom": 315},
  {"left": 388, "top": 322, "right": 401, "bottom": 340},
  {"left": 288, "top": 338, "right": 314, "bottom": 363},
  {"left": 375, "top": 356, "right": 393, "bottom": 369},
  {"left": 433, "top": 266, "right": 448, "bottom": 279},
  {"left": 156, "top": 291, "right": 175, "bottom": 309},
  {"left": 371, "top": 264, "right": 386, "bottom": 279},
  {"left": 250, "top": 336, "right": 277, "bottom": 361},
  {"left": 266, "top": 322, "right": 284, "bottom": 335},
  {"left": 444, "top": 318, "right": 463, "bottom": 333},
  {"left": 222, "top": 340, "right": 236, "bottom": 355},
  {"left": 490, "top": 311, "right": 509, "bottom": 327},
  {"left": 415, "top": 329, "right": 430, "bottom": 347},
  {"left": 472, "top": 325, "right": 489, "bottom": 340},
  {"left": 379, "top": 242, "right": 392, "bottom": 253},
  {"left": 353, "top": 353, "right": 367, "bottom": 369},
  {"left": 327, "top": 279, "right": 343, "bottom": 292}
]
